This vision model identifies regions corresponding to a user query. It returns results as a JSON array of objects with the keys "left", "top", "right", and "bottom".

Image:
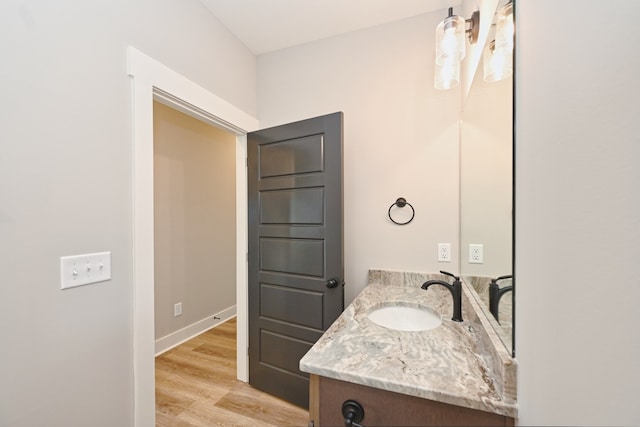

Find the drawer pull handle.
[{"left": 342, "top": 400, "right": 365, "bottom": 427}]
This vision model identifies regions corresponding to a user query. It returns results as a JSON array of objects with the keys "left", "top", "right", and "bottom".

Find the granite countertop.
[{"left": 299, "top": 270, "right": 518, "bottom": 418}]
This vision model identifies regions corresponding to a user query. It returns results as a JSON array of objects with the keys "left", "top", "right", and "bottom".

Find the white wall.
[
  {"left": 516, "top": 1, "right": 640, "bottom": 425},
  {"left": 258, "top": 11, "right": 461, "bottom": 304},
  {"left": 0, "top": 1, "right": 256, "bottom": 426}
]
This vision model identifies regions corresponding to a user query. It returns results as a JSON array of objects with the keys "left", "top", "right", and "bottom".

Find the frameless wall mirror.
[{"left": 460, "top": 0, "right": 515, "bottom": 356}]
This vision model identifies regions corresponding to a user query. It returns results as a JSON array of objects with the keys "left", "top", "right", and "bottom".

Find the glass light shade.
[
  {"left": 434, "top": 59, "right": 460, "bottom": 90},
  {"left": 483, "top": 40, "right": 513, "bottom": 82},
  {"left": 435, "top": 14, "right": 466, "bottom": 65},
  {"left": 495, "top": 2, "right": 514, "bottom": 55}
]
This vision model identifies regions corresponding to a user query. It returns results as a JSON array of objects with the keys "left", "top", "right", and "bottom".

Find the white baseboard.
[{"left": 155, "top": 305, "right": 236, "bottom": 356}]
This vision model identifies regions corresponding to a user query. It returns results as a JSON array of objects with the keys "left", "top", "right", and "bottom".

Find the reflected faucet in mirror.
[
  {"left": 422, "top": 271, "right": 463, "bottom": 322},
  {"left": 489, "top": 275, "right": 513, "bottom": 323}
]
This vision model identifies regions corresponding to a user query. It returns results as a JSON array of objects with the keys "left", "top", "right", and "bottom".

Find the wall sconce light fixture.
[
  {"left": 483, "top": 1, "right": 514, "bottom": 83},
  {"left": 494, "top": 1, "right": 514, "bottom": 55},
  {"left": 434, "top": 7, "right": 480, "bottom": 90},
  {"left": 483, "top": 40, "right": 513, "bottom": 82},
  {"left": 434, "top": 60, "right": 461, "bottom": 90}
]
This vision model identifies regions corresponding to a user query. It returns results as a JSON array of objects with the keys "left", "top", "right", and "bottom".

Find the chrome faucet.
[{"left": 421, "top": 270, "right": 463, "bottom": 322}]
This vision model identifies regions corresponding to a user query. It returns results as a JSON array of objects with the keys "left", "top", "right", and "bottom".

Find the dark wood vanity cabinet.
[{"left": 309, "top": 375, "right": 514, "bottom": 427}]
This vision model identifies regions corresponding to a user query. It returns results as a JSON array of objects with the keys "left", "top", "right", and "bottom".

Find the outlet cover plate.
[
  {"left": 60, "top": 251, "right": 112, "bottom": 289},
  {"left": 438, "top": 243, "right": 452, "bottom": 262},
  {"left": 174, "top": 302, "right": 183, "bottom": 317},
  {"left": 469, "top": 244, "right": 484, "bottom": 264}
]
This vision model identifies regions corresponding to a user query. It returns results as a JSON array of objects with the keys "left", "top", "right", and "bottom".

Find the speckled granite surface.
[
  {"left": 464, "top": 274, "right": 513, "bottom": 352},
  {"left": 299, "top": 269, "right": 518, "bottom": 418}
]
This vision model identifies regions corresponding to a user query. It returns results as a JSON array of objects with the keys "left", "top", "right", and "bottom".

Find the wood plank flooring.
[{"left": 155, "top": 317, "right": 310, "bottom": 426}]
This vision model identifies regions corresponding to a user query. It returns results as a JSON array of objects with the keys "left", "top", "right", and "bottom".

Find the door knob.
[{"left": 326, "top": 278, "right": 341, "bottom": 289}]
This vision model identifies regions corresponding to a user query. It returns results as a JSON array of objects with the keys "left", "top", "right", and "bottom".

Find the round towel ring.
[{"left": 388, "top": 197, "right": 415, "bottom": 225}]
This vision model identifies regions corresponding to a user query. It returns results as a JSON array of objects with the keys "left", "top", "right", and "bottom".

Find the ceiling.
[{"left": 199, "top": 0, "right": 457, "bottom": 55}]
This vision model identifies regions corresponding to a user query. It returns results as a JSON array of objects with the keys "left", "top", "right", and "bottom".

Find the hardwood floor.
[{"left": 155, "top": 317, "right": 310, "bottom": 426}]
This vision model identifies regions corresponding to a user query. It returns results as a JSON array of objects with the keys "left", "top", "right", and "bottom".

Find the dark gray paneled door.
[{"left": 248, "top": 112, "right": 344, "bottom": 408}]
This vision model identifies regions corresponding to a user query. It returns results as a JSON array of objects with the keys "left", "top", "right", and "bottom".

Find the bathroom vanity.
[
  {"left": 309, "top": 375, "right": 512, "bottom": 426},
  {"left": 300, "top": 270, "right": 517, "bottom": 426}
]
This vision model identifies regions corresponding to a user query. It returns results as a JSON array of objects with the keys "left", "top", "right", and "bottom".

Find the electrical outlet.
[
  {"left": 469, "top": 244, "right": 484, "bottom": 264},
  {"left": 438, "top": 243, "right": 451, "bottom": 262},
  {"left": 174, "top": 302, "right": 182, "bottom": 317}
]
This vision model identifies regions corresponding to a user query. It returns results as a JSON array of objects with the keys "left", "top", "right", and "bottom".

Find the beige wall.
[
  {"left": 153, "top": 102, "right": 236, "bottom": 341},
  {"left": 460, "top": 68, "right": 512, "bottom": 277},
  {"left": 258, "top": 10, "right": 461, "bottom": 304},
  {"left": 0, "top": 1, "right": 255, "bottom": 425}
]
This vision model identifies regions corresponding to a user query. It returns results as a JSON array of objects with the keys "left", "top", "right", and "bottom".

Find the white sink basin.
[{"left": 367, "top": 305, "right": 442, "bottom": 332}]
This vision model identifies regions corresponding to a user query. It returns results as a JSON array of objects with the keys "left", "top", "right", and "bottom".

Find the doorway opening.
[
  {"left": 129, "top": 46, "right": 258, "bottom": 425},
  {"left": 153, "top": 101, "right": 237, "bottom": 355}
]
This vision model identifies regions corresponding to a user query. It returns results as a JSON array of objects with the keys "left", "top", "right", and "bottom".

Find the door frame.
[{"left": 128, "top": 47, "right": 258, "bottom": 426}]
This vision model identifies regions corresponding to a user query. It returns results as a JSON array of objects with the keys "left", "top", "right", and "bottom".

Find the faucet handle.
[
  {"left": 440, "top": 270, "right": 460, "bottom": 282},
  {"left": 491, "top": 274, "right": 513, "bottom": 284}
]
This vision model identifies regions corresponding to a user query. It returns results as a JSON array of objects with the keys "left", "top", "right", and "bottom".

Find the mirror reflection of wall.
[
  {"left": 461, "top": 68, "right": 512, "bottom": 277},
  {"left": 459, "top": 0, "right": 514, "bottom": 354}
]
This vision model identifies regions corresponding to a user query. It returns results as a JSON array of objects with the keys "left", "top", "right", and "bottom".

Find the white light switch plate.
[{"left": 60, "top": 251, "right": 112, "bottom": 289}]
